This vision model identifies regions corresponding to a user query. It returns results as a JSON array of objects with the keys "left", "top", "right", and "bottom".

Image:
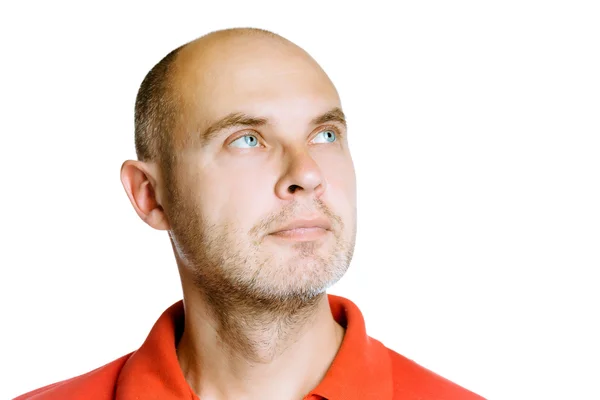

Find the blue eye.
[
  {"left": 313, "top": 129, "right": 337, "bottom": 144},
  {"left": 230, "top": 134, "right": 260, "bottom": 148}
]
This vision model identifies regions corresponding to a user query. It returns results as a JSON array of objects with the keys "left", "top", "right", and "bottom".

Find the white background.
[{"left": 1, "top": 1, "right": 599, "bottom": 399}]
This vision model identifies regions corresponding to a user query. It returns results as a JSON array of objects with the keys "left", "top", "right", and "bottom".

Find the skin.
[{"left": 121, "top": 29, "right": 357, "bottom": 400}]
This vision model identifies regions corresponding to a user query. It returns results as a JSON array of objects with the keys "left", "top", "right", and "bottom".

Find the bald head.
[{"left": 134, "top": 28, "right": 336, "bottom": 172}]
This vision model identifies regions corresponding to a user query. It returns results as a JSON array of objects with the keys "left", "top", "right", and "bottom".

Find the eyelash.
[
  {"left": 318, "top": 125, "right": 344, "bottom": 140},
  {"left": 228, "top": 125, "right": 343, "bottom": 147}
]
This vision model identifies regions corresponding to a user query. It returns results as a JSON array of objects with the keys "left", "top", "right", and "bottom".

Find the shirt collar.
[
  {"left": 115, "top": 294, "right": 392, "bottom": 400},
  {"left": 309, "top": 295, "right": 393, "bottom": 399}
]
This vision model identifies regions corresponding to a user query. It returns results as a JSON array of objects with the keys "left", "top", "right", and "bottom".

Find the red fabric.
[{"left": 15, "top": 294, "right": 484, "bottom": 399}]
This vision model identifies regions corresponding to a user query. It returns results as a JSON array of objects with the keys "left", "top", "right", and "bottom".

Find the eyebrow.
[
  {"left": 199, "top": 106, "right": 347, "bottom": 145},
  {"left": 311, "top": 107, "right": 347, "bottom": 128},
  {"left": 200, "top": 113, "right": 268, "bottom": 144}
]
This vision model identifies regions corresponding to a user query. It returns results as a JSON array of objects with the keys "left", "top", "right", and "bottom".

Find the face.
[{"left": 164, "top": 36, "right": 357, "bottom": 304}]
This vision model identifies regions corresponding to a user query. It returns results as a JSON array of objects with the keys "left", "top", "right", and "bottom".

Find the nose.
[{"left": 274, "top": 149, "right": 327, "bottom": 200}]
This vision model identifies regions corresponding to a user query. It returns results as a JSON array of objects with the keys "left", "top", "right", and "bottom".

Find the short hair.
[{"left": 134, "top": 45, "right": 183, "bottom": 169}]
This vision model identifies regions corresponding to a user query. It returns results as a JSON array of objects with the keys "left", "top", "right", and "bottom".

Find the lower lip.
[{"left": 269, "top": 227, "right": 330, "bottom": 241}]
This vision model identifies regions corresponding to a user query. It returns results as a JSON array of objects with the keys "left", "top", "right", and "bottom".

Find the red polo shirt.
[{"left": 15, "top": 295, "right": 484, "bottom": 399}]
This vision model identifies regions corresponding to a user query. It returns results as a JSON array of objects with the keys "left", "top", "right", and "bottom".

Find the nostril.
[{"left": 288, "top": 184, "right": 301, "bottom": 194}]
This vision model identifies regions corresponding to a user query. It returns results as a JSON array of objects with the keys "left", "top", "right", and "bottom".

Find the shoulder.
[
  {"left": 386, "top": 347, "right": 485, "bottom": 400},
  {"left": 13, "top": 353, "right": 132, "bottom": 400}
]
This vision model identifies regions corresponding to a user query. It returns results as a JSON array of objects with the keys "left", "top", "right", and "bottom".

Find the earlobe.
[
  {"left": 144, "top": 206, "right": 170, "bottom": 230},
  {"left": 120, "top": 160, "right": 171, "bottom": 231}
]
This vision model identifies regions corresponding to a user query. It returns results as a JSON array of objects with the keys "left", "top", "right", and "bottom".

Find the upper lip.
[{"left": 270, "top": 217, "right": 332, "bottom": 233}]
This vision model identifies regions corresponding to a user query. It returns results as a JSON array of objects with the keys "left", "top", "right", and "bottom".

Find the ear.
[{"left": 120, "top": 160, "right": 170, "bottom": 231}]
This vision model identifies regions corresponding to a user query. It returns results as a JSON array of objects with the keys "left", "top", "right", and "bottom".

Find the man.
[{"left": 16, "top": 28, "right": 483, "bottom": 400}]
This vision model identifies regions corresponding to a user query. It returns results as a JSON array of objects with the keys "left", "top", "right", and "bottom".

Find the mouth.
[
  {"left": 268, "top": 217, "right": 332, "bottom": 242},
  {"left": 269, "top": 226, "right": 330, "bottom": 241}
]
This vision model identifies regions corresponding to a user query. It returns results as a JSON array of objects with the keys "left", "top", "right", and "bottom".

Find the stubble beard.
[
  {"left": 164, "top": 177, "right": 356, "bottom": 360},
  {"left": 168, "top": 184, "right": 356, "bottom": 363},
  {"left": 168, "top": 194, "right": 356, "bottom": 312}
]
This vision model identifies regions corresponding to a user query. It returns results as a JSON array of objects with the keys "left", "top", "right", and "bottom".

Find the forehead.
[{"left": 174, "top": 36, "right": 341, "bottom": 126}]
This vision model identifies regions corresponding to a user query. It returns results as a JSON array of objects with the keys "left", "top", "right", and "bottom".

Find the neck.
[{"left": 176, "top": 277, "right": 345, "bottom": 400}]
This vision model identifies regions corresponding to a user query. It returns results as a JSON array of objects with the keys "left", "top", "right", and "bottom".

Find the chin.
[{"left": 254, "top": 259, "right": 345, "bottom": 300}]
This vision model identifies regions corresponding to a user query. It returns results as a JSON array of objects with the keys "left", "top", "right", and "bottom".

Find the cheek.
[
  {"left": 201, "top": 166, "right": 276, "bottom": 228},
  {"left": 322, "top": 153, "right": 356, "bottom": 192},
  {"left": 321, "top": 156, "right": 357, "bottom": 215}
]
